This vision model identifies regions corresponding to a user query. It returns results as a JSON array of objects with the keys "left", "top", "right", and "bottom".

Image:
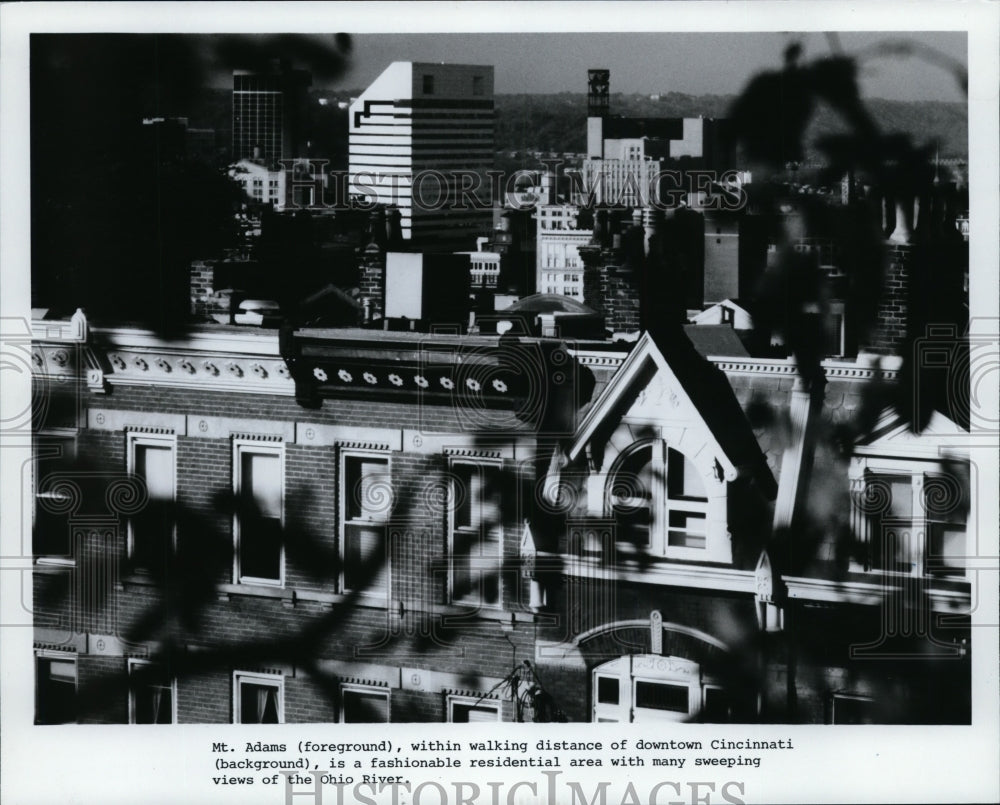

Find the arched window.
[{"left": 607, "top": 440, "right": 709, "bottom": 559}]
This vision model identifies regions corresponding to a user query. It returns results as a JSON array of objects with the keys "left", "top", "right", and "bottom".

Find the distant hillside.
[
  {"left": 187, "top": 87, "right": 966, "bottom": 173},
  {"left": 494, "top": 92, "right": 968, "bottom": 163}
]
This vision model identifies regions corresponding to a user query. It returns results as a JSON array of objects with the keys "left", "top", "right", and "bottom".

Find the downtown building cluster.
[{"left": 28, "top": 60, "right": 973, "bottom": 727}]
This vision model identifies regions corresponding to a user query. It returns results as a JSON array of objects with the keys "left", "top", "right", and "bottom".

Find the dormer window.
[{"left": 607, "top": 440, "right": 710, "bottom": 560}]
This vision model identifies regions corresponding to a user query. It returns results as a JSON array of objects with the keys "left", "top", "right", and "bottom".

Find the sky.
[
  {"left": 338, "top": 32, "right": 967, "bottom": 102},
  {"left": 305, "top": 31, "right": 966, "bottom": 102},
  {"left": 191, "top": 30, "right": 968, "bottom": 103}
]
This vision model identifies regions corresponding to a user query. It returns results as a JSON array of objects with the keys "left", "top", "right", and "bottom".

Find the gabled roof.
[
  {"left": 855, "top": 406, "right": 969, "bottom": 458},
  {"left": 682, "top": 324, "right": 749, "bottom": 357},
  {"left": 566, "top": 329, "right": 777, "bottom": 498},
  {"left": 689, "top": 299, "right": 754, "bottom": 328}
]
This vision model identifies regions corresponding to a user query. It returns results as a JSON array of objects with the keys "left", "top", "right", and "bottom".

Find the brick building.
[{"left": 29, "top": 278, "right": 972, "bottom": 725}]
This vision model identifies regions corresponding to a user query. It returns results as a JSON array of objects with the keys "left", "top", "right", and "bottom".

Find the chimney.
[{"left": 358, "top": 240, "right": 386, "bottom": 322}]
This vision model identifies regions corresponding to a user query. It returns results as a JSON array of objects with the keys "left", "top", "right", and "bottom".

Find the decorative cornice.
[
  {"left": 125, "top": 426, "right": 176, "bottom": 435},
  {"left": 568, "top": 350, "right": 627, "bottom": 369},
  {"left": 441, "top": 686, "right": 501, "bottom": 700},
  {"left": 710, "top": 357, "right": 901, "bottom": 382},
  {"left": 337, "top": 441, "right": 393, "bottom": 452},
  {"left": 444, "top": 447, "right": 506, "bottom": 460},
  {"left": 103, "top": 346, "right": 295, "bottom": 396}
]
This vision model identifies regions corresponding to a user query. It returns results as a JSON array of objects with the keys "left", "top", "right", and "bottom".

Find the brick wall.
[
  {"left": 358, "top": 244, "right": 385, "bottom": 321},
  {"left": 580, "top": 244, "right": 641, "bottom": 334},
  {"left": 863, "top": 243, "right": 910, "bottom": 355},
  {"left": 190, "top": 260, "right": 216, "bottom": 315},
  {"left": 35, "top": 378, "right": 545, "bottom": 723}
]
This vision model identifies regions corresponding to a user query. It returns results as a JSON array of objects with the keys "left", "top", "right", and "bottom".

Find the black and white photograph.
[{"left": 2, "top": 3, "right": 998, "bottom": 804}]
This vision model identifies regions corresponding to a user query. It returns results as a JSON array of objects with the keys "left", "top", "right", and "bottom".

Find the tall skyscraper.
[
  {"left": 349, "top": 62, "right": 494, "bottom": 247},
  {"left": 232, "top": 60, "right": 311, "bottom": 166}
]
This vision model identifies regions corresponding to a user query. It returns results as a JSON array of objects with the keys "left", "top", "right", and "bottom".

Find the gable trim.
[{"left": 566, "top": 332, "right": 739, "bottom": 482}]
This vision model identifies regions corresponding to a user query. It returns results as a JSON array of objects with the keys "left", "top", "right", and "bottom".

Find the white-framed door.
[{"left": 592, "top": 654, "right": 704, "bottom": 723}]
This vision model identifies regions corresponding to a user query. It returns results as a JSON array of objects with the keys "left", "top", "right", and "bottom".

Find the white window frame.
[
  {"left": 35, "top": 650, "right": 78, "bottom": 724},
  {"left": 233, "top": 670, "right": 284, "bottom": 724},
  {"left": 339, "top": 449, "right": 392, "bottom": 597},
  {"left": 606, "top": 439, "right": 711, "bottom": 562},
  {"left": 447, "top": 695, "right": 501, "bottom": 723},
  {"left": 232, "top": 440, "right": 285, "bottom": 587},
  {"left": 126, "top": 432, "right": 177, "bottom": 571},
  {"left": 33, "top": 429, "right": 78, "bottom": 566},
  {"left": 128, "top": 658, "right": 177, "bottom": 724},
  {"left": 851, "top": 457, "right": 969, "bottom": 579},
  {"left": 447, "top": 458, "right": 504, "bottom": 608},
  {"left": 340, "top": 684, "right": 390, "bottom": 724}
]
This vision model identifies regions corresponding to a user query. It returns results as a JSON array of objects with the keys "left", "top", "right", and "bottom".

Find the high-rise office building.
[
  {"left": 232, "top": 60, "right": 311, "bottom": 166},
  {"left": 349, "top": 62, "right": 495, "bottom": 247}
]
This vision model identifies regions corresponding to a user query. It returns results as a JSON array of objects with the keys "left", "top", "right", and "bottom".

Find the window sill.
[
  {"left": 553, "top": 551, "right": 752, "bottom": 593},
  {"left": 34, "top": 558, "right": 76, "bottom": 571}
]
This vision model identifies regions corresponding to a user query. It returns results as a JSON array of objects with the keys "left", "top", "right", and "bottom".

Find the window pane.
[
  {"left": 452, "top": 702, "right": 498, "bottom": 722},
  {"left": 240, "top": 682, "right": 280, "bottom": 724},
  {"left": 927, "top": 523, "right": 966, "bottom": 576},
  {"left": 451, "top": 464, "right": 501, "bottom": 605},
  {"left": 597, "top": 676, "right": 619, "bottom": 705},
  {"left": 36, "top": 658, "right": 76, "bottom": 724},
  {"left": 634, "top": 681, "right": 688, "bottom": 713},
  {"left": 345, "top": 457, "right": 389, "bottom": 523},
  {"left": 33, "top": 436, "right": 76, "bottom": 558},
  {"left": 243, "top": 453, "right": 281, "bottom": 518},
  {"left": 667, "top": 449, "right": 706, "bottom": 500},
  {"left": 136, "top": 445, "right": 173, "bottom": 499},
  {"left": 239, "top": 452, "right": 281, "bottom": 581},
  {"left": 453, "top": 464, "right": 474, "bottom": 529},
  {"left": 615, "top": 445, "right": 654, "bottom": 504},
  {"left": 872, "top": 524, "right": 916, "bottom": 573},
  {"left": 667, "top": 511, "right": 707, "bottom": 549},
  {"left": 343, "top": 523, "right": 387, "bottom": 593},
  {"left": 702, "top": 687, "right": 730, "bottom": 723},
  {"left": 617, "top": 506, "right": 651, "bottom": 548},
  {"left": 134, "top": 684, "right": 173, "bottom": 724},
  {"left": 132, "top": 445, "right": 174, "bottom": 572},
  {"left": 240, "top": 516, "right": 282, "bottom": 581},
  {"left": 131, "top": 664, "right": 173, "bottom": 724},
  {"left": 453, "top": 464, "right": 499, "bottom": 530},
  {"left": 343, "top": 689, "right": 389, "bottom": 723},
  {"left": 34, "top": 495, "right": 73, "bottom": 558},
  {"left": 611, "top": 445, "right": 654, "bottom": 548}
]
